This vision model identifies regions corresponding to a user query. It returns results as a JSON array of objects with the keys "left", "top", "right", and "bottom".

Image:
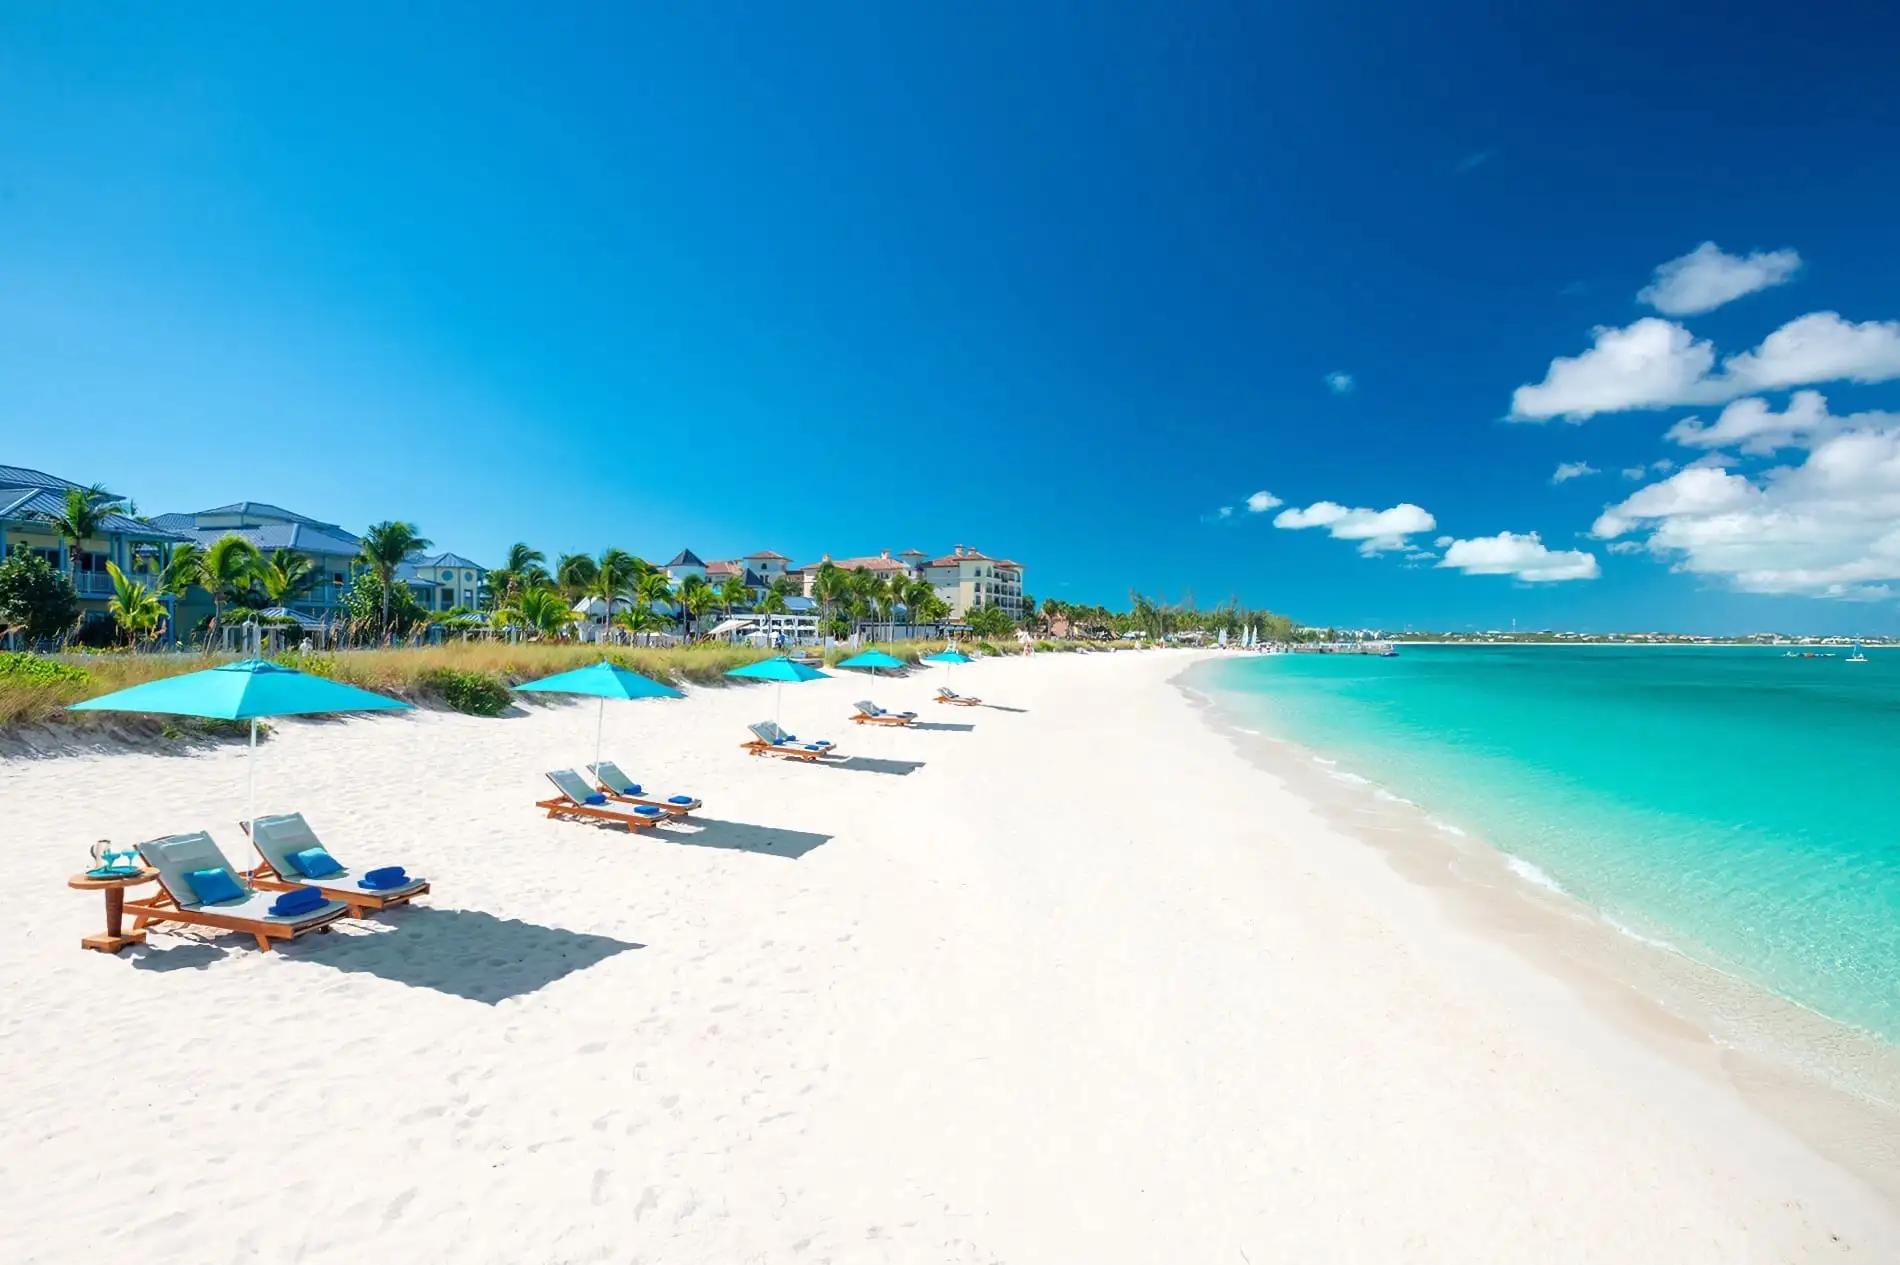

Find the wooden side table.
[{"left": 68, "top": 868, "right": 160, "bottom": 954}]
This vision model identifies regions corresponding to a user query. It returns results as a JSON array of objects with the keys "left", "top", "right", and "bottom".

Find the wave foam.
[{"left": 1504, "top": 854, "right": 1567, "bottom": 895}]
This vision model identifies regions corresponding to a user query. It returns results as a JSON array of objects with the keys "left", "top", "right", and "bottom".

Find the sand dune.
[{"left": 3, "top": 651, "right": 1894, "bottom": 1262}]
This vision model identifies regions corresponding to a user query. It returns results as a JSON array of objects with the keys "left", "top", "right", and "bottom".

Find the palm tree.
[
  {"left": 811, "top": 561, "right": 848, "bottom": 640},
  {"left": 871, "top": 574, "right": 898, "bottom": 639},
  {"left": 198, "top": 534, "right": 264, "bottom": 642},
  {"left": 635, "top": 570, "right": 674, "bottom": 640},
  {"left": 1041, "top": 596, "right": 1064, "bottom": 638},
  {"left": 717, "top": 574, "right": 750, "bottom": 634},
  {"left": 495, "top": 587, "right": 575, "bottom": 641},
  {"left": 257, "top": 549, "right": 318, "bottom": 608},
  {"left": 897, "top": 576, "right": 935, "bottom": 637},
  {"left": 555, "top": 552, "right": 598, "bottom": 601},
  {"left": 105, "top": 561, "right": 164, "bottom": 646},
  {"left": 357, "top": 521, "right": 431, "bottom": 640},
  {"left": 489, "top": 542, "right": 549, "bottom": 608},
  {"left": 677, "top": 573, "right": 715, "bottom": 640},
  {"left": 611, "top": 604, "right": 663, "bottom": 645},
  {"left": 31, "top": 483, "right": 116, "bottom": 577}
]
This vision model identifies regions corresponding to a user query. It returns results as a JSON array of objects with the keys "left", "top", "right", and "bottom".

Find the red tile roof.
[{"left": 743, "top": 550, "right": 789, "bottom": 561}]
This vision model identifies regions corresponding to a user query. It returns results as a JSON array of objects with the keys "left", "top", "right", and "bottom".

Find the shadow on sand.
[
  {"left": 123, "top": 908, "right": 639, "bottom": 1003},
  {"left": 906, "top": 721, "right": 975, "bottom": 733},
  {"left": 657, "top": 816, "right": 832, "bottom": 859},
  {"left": 288, "top": 907, "right": 641, "bottom": 1003},
  {"left": 813, "top": 756, "right": 926, "bottom": 776},
  {"left": 980, "top": 704, "right": 1029, "bottom": 713}
]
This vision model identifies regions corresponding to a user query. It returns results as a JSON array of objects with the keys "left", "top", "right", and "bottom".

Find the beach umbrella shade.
[
  {"left": 511, "top": 661, "right": 682, "bottom": 778},
  {"left": 922, "top": 647, "right": 973, "bottom": 691},
  {"left": 836, "top": 649, "right": 905, "bottom": 680},
  {"left": 68, "top": 658, "right": 414, "bottom": 827},
  {"left": 724, "top": 655, "right": 831, "bottom": 728}
]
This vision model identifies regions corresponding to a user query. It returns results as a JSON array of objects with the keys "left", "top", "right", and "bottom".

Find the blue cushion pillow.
[
  {"left": 269, "top": 885, "right": 326, "bottom": 917},
  {"left": 623, "top": 783, "right": 642, "bottom": 795},
  {"left": 668, "top": 795, "right": 694, "bottom": 805},
  {"left": 290, "top": 846, "right": 343, "bottom": 879},
  {"left": 633, "top": 805, "right": 663, "bottom": 817},
  {"left": 359, "top": 865, "right": 410, "bottom": 891},
  {"left": 184, "top": 866, "right": 244, "bottom": 905},
  {"left": 584, "top": 793, "right": 607, "bottom": 805}
]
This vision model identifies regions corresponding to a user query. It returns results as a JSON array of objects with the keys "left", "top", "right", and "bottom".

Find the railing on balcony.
[{"left": 69, "top": 571, "right": 116, "bottom": 597}]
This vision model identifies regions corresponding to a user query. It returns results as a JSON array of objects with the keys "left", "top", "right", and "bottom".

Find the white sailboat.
[
  {"left": 1847, "top": 640, "right": 1869, "bottom": 663},
  {"left": 1217, "top": 627, "right": 1229, "bottom": 648}
]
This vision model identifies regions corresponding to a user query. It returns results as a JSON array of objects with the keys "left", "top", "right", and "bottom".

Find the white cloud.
[
  {"left": 1325, "top": 371, "right": 1355, "bottom": 394},
  {"left": 1592, "top": 422, "right": 1900, "bottom": 598},
  {"left": 1245, "top": 490, "right": 1282, "bottom": 513},
  {"left": 1607, "top": 540, "right": 1645, "bottom": 555},
  {"left": 1509, "top": 318, "right": 1720, "bottom": 421},
  {"left": 1622, "top": 466, "right": 1648, "bottom": 480},
  {"left": 1720, "top": 312, "right": 1900, "bottom": 392},
  {"left": 1438, "top": 532, "right": 1600, "bottom": 582},
  {"left": 1216, "top": 506, "right": 1234, "bottom": 519},
  {"left": 1434, "top": 535, "right": 1454, "bottom": 548},
  {"left": 1274, "top": 500, "right": 1436, "bottom": 555},
  {"left": 1653, "top": 458, "right": 1675, "bottom": 473},
  {"left": 1551, "top": 461, "right": 1599, "bottom": 484},
  {"left": 1511, "top": 312, "right": 1900, "bottom": 422},
  {"left": 1637, "top": 242, "right": 1801, "bottom": 317}
]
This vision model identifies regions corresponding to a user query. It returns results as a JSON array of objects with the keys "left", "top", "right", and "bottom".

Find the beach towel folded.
[
  {"left": 584, "top": 793, "right": 607, "bottom": 805},
  {"left": 290, "top": 845, "right": 343, "bottom": 879},
  {"left": 269, "top": 885, "right": 326, "bottom": 917},
  {"left": 359, "top": 866, "right": 410, "bottom": 891},
  {"left": 633, "top": 805, "right": 664, "bottom": 817},
  {"left": 623, "top": 783, "right": 643, "bottom": 795},
  {"left": 185, "top": 866, "right": 244, "bottom": 905},
  {"left": 668, "top": 795, "right": 694, "bottom": 804}
]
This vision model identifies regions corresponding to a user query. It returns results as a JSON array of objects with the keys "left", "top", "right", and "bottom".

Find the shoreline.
[{"left": 1180, "top": 657, "right": 1900, "bottom": 1211}]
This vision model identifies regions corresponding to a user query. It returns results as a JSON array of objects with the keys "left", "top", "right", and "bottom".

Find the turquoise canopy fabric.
[
  {"left": 513, "top": 661, "right": 681, "bottom": 777},
  {"left": 69, "top": 657, "right": 412, "bottom": 828},
  {"left": 725, "top": 657, "right": 831, "bottom": 683},
  {"left": 922, "top": 650, "right": 973, "bottom": 665},
  {"left": 837, "top": 650, "right": 905, "bottom": 671},
  {"left": 512, "top": 662, "right": 681, "bottom": 700},
  {"left": 69, "top": 658, "right": 413, "bottom": 720}
]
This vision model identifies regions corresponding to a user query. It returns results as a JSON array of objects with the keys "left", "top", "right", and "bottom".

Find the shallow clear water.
[{"left": 1200, "top": 646, "right": 1900, "bottom": 1042}]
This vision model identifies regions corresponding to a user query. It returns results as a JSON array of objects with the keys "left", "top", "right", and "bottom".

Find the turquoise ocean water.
[{"left": 1199, "top": 645, "right": 1900, "bottom": 1044}]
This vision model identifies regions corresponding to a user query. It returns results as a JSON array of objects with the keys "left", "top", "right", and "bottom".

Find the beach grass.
[{"left": 0, "top": 635, "right": 1107, "bottom": 734}]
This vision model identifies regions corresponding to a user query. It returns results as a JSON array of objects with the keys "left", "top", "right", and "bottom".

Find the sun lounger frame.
[{"left": 239, "top": 818, "right": 431, "bottom": 919}]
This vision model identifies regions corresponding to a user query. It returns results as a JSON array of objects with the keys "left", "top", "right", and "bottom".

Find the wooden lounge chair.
[
  {"left": 851, "top": 700, "right": 917, "bottom": 726},
  {"left": 741, "top": 721, "right": 839, "bottom": 761},
  {"left": 243, "top": 812, "right": 430, "bottom": 918},
  {"left": 536, "top": 769, "right": 667, "bottom": 831},
  {"left": 129, "top": 831, "right": 350, "bottom": 952},
  {"left": 587, "top": 761, "right": 702, "bottom": 816},
  {"left": 935, "top": 687, "right": 982, "bottom": 707}
]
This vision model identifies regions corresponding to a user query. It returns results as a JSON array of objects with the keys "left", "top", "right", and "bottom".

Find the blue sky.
[{"left": 5, "top": 3, "right": 1900, "bottom": 633}]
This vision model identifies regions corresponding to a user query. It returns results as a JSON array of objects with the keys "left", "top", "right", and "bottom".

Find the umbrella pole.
[
  {"left": 594, "top": 696, "right": 606, "bottom": 778},
  {"left": 247, "top": 718, "right": 257, "bottom": 830}
]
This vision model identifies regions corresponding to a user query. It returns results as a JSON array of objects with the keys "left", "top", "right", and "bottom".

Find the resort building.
[
  {"left": 396, "top": 551, "right": 487, "bottom": 612},
  {"left": 0, "top": 463, "right": 186, "bottom": 630},
  {"left": 662, "top": 548, "right": 708, "bottom": 586},
  {"left": 921, "top": 546, "right": 1026, "bottom": 619},
  {"left": 149, "top": 501, "right": 365, "bottom": 621}
]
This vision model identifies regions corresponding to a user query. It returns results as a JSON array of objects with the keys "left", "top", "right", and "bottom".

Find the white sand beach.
[{"left": 4, "top": 649, "right": 1896, "bottom": 1263}]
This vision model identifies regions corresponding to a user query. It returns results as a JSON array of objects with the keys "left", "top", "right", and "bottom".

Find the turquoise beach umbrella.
[
  {"left": 512, "top": 662, "right": 682, "bottom": 776},
  {"left": 837, "top": 649, "right": 905, "bottom": 675},
  {"left": 69, "top": 658, "right": 413, "bottom": 826},
  {"left": 921, "top": 650, "right": 972, "bottom": 665},
  {"left": 725, "top": 656, "right": 831, "bottom": 727}
]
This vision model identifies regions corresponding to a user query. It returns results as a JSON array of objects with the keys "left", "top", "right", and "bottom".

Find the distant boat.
[{"left": 1847, "top": 641, "right": 1869, "bottom": 663}]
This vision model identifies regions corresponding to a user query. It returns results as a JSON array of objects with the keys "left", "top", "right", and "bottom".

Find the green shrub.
[
  {"left": 0, "top": 549, "right": 81, "bottom": 642},
  {"left": 0, "top": 651, "right": 91, "bottom": 686},
  {"left": 417, "top": 667, "right": 511, "bottom": 716}
]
